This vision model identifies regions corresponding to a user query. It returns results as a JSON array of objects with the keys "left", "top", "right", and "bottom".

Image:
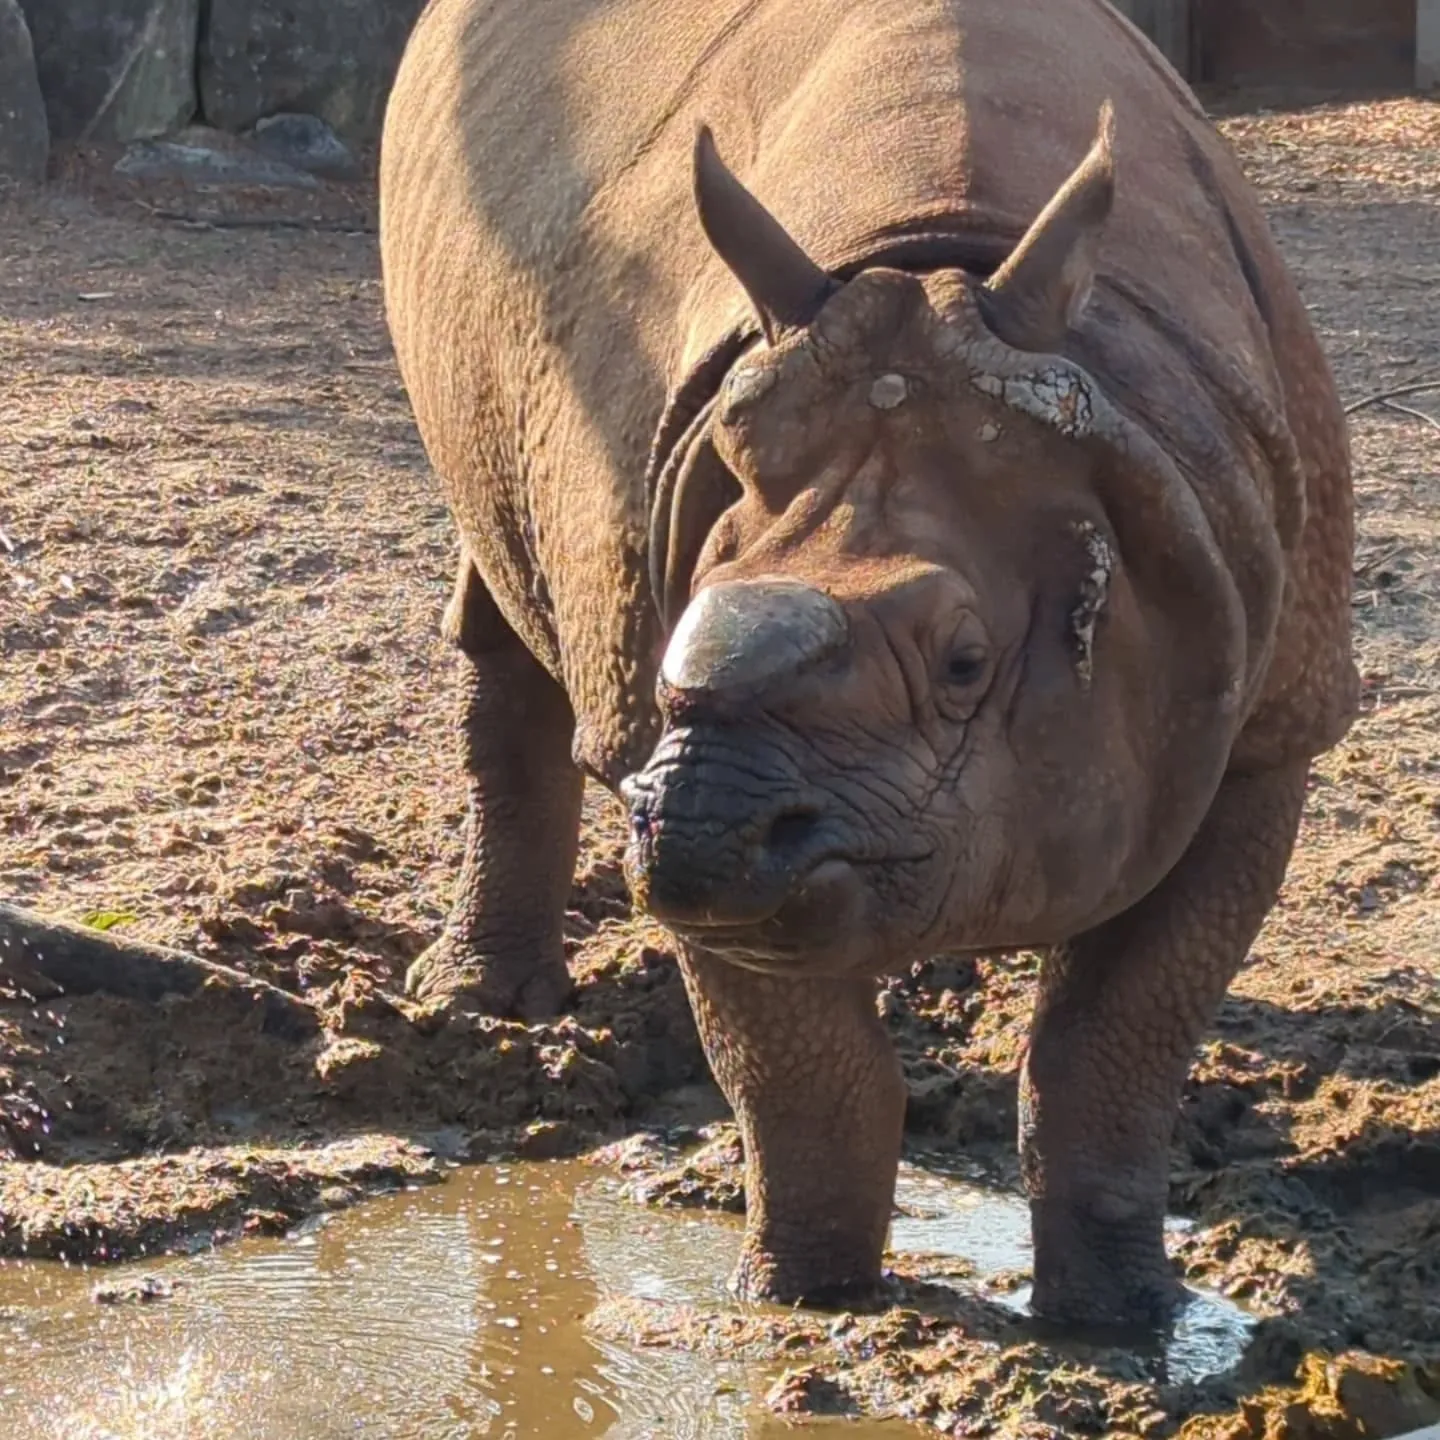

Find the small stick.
[
  {"left": 1344, "top": 379, "right": 1440, "bottom": 415},
  {"left": 148, "top": 206, "right": 374, "bottom": 235},
  {"left": 1368, "top": 684, "right": 1435, "bottom": 701},
  {"left": 1354, "top": 544, "right": 1404, "bottom": 578},
  {"left": 1378, "top": 399, "right": 1440, "bottom": 436}
]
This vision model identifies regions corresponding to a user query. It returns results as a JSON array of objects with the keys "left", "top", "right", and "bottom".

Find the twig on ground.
[
  {"left": 1344, "top": 379, "right": 1440, "bottom": 415},
  {"left": 1364, "top": 683, "right": 1436, "bottom": 702},
  {"left": 1378, "top": 399, "right": 1440, "bottom": 436},
  {"left": 1355, "top": 544, "right": 1405, "bottom": 578},
  {"left": 143, "top": 204, "right": 375, "bottom": 236}
]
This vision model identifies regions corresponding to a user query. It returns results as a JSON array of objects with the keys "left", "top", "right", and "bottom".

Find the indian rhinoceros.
[{"left": 379, "top": 0, "right": 1357, "bottom": 1325}]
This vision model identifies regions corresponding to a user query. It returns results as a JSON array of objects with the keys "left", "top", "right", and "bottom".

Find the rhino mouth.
[
  {"left": 627, "top": 808, "right": 937, "bottom": 971},
  {"left": 622, "top": 702, "right": 942, "bottom": 969}
]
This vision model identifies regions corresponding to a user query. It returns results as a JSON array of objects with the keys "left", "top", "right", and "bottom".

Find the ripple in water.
[
  {"left": 0, "top": 1164, "right": 911, "bottom": 1440},
  {"left": 0, "top": 1159, "right": 1250, "bottom": 1438}
]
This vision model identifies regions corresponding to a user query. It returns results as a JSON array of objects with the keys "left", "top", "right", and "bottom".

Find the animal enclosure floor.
[{"left": 1, "top": 96, "right": 1439, "bottom": 1437}]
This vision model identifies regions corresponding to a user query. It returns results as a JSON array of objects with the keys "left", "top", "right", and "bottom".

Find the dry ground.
[{"left": 1, "top": 96, "right": 1438, "bottom": 1438}]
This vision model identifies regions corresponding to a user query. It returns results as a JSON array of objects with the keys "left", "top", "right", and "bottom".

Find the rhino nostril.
[{"left": 764, "top": 808, "right": 820, "bottom": 855}]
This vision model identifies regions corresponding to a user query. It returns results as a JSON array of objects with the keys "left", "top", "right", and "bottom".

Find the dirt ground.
[{"left": 1, "top": 94, "right": 1438, "bottom": 1438}]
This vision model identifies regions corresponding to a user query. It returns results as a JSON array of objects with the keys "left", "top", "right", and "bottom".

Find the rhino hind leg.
[
  {"left": 1020, "top": 759, "right": 1310, "bottom": 1326},
  {"left": 678, "top": 946, "right": 906, "bottom": 1306},
  {"left": 406, "top": 557, "right": 583, "bottom": 1019}
]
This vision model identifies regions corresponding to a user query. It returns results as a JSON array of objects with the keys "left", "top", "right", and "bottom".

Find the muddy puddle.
[
  {"left": 0, "top": 1160, "right": 1251, "bottom": 1438},
  {"left": 892, "top": 1168, "right": 1253, "bottom": 1388}
]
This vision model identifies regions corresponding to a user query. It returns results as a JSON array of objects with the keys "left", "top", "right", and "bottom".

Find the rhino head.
[{"left": 622, "top": 107, "right": 1256, "bottom": 974}]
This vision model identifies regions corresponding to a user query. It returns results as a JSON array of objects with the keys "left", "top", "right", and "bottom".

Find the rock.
[
  {"left": 625, "top": 1126, "right": 747, "bottom": 1214},
  {"left": 92, "top": 1273, "right": 179, "bottom": 1304},
  {"left": 199, "top": 0, "right": 427, "bottom": 148},
  {"left": 765, "top": 1369, "right": 856, "bottom": 1418},
  {"left": 251, "top": 112, "right": 358, "bottom": 179},
  {"left": 0, "top": 0, "right": 47, "bottom": 183},
  {"left": 18, "top": 0, "right": 198, "bottom": 143},
  {"left": 512, "top": 1119, "right": 584, "bottom": 1161},
  {"left": 115, "top": 127, "right": 318, "bottom": 188}
]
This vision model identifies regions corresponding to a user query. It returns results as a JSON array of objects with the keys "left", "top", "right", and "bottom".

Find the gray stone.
[
  {"left": 18, "top": 0, "right": 199, "bottom": 143},
  {"left": 1109, "top": 0, "right": 1191, "bottom": 78},
  {"left": 251, "top": 112, "right": 358, "bottom": 179},
  {"left": 200, "top": 0, "right": 427, "bottom": 148},
  {"left": 1420, "top": 0, "right": 1440, "bottom": 89},
  {"left": 0, "top": 0, "right": 47, "bottom": 183},
  {"left": 115, "top": 126, "right": 318, "bottom": 188}
]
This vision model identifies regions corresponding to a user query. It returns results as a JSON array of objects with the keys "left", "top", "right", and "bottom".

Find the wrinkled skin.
[
  {"left": 380, "top": 0, "right": 1356, "bottom": 1327},
  {"left": 624, "top": 261, "right": 1254, "bottom": 972}
]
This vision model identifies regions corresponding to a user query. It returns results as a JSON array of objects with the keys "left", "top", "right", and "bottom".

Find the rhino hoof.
[{"left": 405, "top": 935, "right": 572, "bottom": 1020}]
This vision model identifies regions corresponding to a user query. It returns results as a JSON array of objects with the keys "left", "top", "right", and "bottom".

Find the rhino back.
[{"left": 380, "top": 0, "right": 1352, "bottom": 782}]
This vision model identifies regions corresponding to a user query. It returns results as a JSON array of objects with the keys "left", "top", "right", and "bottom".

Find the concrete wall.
[{"left": 1110, "top": 0, "right": 1434, "bottom": 92}]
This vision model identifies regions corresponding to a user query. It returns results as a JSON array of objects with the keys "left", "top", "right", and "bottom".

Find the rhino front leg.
[
  {"left": 406, "top": 557, "right": 582, "bottom": 1018},
  {"left": 678, "top": 947, "right": 906, "bottom": 1305},
  {"left": 1021, "top": 759, "right": 1310, "bottom": 1326}
]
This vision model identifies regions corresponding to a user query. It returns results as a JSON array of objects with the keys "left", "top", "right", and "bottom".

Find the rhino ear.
[
  {"left": 980, "top": 102, "right": 1116, "bottom": 353},
  {"left": 693, "top": 124, "right": 835, "bottom": 344}
]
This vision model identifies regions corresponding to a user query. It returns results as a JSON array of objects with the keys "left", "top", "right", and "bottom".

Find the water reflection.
[
  {"left": 893, "top": 1166, "right": 1254, "bottom": 1386},
  {"left": 0, "top": 1162, "right": 910, "bottom": 1439},
  {"left": 0, "top": 1159, "right": 1250, "bottom": 1437},
  {"left": 4, "top": 1164, "right": 592, "bottom": 1437}
]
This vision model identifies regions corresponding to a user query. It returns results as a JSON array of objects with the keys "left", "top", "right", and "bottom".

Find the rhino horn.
[
  {"left": 693, "top": 124, "right": 836, "bottom": 344},
  {"left": 979, "top": 101, "right": 1116, "bottom": 354},
  {"left": 661, "top": 578, "right": 848, "bottom": 700}
]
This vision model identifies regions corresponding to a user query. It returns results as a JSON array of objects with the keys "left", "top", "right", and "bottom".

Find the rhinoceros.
[{"left": 379, "top": 0, "right": 1357, "bottom": 1324}]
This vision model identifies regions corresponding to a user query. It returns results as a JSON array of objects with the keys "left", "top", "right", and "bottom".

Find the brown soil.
[{"left": 1, "top": 95, "right": 1438, "bottom": 1437}]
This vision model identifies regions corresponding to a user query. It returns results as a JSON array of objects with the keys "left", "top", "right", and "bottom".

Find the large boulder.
[
  {"left": 199, "top": 0, "right": 427, "bottom": 149},
  {"left": 18, "top": 0, "right": 198, "bottom": 143},
  {"left": 0, "top": 0, "right": 47, "bottom": 182},
  {"left": 1108, "top": 0, "right": 1190, "bottom": 76}
]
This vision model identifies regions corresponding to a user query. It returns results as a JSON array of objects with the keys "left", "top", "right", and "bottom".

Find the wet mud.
[
  {"left": 601, "top": 1123, "right": 1440, "bottom": 1437},
  {"left": 3, "top": 97, "right": 1440, "bottom": 1437}
]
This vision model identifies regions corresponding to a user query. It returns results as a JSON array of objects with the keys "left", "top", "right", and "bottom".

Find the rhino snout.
[
  {"left": 620, "top": 579, "right": 866, "bottom": 957},
  {"left": 620, "top": 723, "right": 831, "bottom": 930}
]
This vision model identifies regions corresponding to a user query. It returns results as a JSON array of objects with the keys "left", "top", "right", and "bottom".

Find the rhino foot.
[
  {"left": 730, "top": 1242, "right": 889, "bottom": 1312},
  {"left": 1029, "top": 1211, "right": 1184, "bottom": 1330},
  {"left": 404, "top": 933, "right": 572, "bottom": 1020}
]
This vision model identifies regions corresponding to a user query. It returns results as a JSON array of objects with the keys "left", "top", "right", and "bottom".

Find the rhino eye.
[{"left": 944, "top": 646, "right": 989, "bottom": 689}]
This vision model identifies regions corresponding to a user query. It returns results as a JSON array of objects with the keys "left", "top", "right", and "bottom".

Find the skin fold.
[{"left": 379, "top": 0, "right": 1357, "bottom": 1325}]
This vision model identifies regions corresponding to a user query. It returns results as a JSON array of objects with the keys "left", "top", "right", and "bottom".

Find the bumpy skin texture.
[
  {"left": 380, "top": 0, "right": 1357, "bottom": 1324},
  {"left": 405, "top": 560, "right": 582, "bottom": 1018},
  {"left": 1022, "top": 761, "right": 1311, "bottom": 1321},
  {"left": 679, "top": 950, "right": 907, "bottom": 1303}
]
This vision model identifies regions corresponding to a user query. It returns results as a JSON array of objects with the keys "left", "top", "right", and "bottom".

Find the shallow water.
[
  {"left": 892, "top": 1168, "right": 1254, "bottom": 1387},
  {"left": 0, "top": 1160, "right": 1252, "bottom": 1437},
  {"left": 0, "top": 1160, "right": 908, "bottom": 1439}
]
